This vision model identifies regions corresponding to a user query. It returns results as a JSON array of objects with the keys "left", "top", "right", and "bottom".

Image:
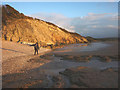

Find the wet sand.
[
  {"left": 2, "top": 40, "right": 119, "bottom": 88},
  {"left": 53, "top": 41, "right": 118, "bottom": 56},
  {"left": 60, "top": 66, "right": 118, "bottom": 88}
]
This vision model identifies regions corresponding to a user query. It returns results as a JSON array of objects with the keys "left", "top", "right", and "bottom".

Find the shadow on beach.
[{"left": 2, "top": 40, "right": 119, "bottom": 88}]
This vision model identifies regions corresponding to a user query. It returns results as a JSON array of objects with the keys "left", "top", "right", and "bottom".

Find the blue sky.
[
  {"left": 3, "top": 2, "right": 118, "bottom": 17},
  {"left": 2, "top": 2, "right": 118, "bottom": 38}
]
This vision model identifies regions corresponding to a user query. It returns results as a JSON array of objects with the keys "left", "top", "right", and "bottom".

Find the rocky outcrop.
[
  {"left": 60, "top": 66, "right": 118, "bottom": 88},
  {"left": 2, "top": 5, "right": 88, "bottom": 45}
]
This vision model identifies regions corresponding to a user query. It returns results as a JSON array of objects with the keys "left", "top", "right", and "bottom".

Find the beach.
[
  {"left": 2, "top": 40, "right": 51, "bottom": 75},
  {"left": 2, "top": 40, "right": 119, "bottom": 88}
]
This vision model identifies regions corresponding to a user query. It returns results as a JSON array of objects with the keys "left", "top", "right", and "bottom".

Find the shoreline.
[
  {"left": 2, "top": 40, "right": 119, "bottom": 88},
  {"left": 52, "top": 40, "right": 118, "bottom": 56}
]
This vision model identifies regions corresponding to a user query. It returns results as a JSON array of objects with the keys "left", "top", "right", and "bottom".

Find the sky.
[{"left": 2, "top": 2, "right": 118, "bottom": 38}]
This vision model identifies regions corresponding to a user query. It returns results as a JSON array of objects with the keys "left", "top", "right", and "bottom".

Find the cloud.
[
  {"left": 31, "top": 12, "right": 118, "bottom": 38},
  {"left": 107, "top": 25, "right": 118, "bottom": 29},
  {"left": 108, "top": 0, "right": 117, "bottom": 2},
  {"left": 30, "top": 13, "right": 75, "bottom": 32}
]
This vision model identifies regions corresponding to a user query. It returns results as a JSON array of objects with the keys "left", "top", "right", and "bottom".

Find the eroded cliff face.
[{"left": 2, "top": 5, "right": 88, "bottom": 45}]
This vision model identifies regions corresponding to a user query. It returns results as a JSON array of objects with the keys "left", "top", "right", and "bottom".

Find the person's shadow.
[{"left": 0, "top": 47, "right": 25, "bottom": 54}]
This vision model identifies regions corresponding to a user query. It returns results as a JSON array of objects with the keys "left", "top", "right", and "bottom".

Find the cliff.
[{"left": 2, "top": 5, "right": 88, "bottom": 46}]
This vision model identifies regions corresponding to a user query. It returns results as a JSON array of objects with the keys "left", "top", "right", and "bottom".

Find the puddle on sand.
[
  {"left": 34, "top": 41, "right": 118, "bottom": 88},
  {"left": 36, "top": 55, "right": 118, "bottom": 88},
  {"left": 54, "top": 42, "right": 110, "bottom": 52},
  {"left": 38, "top": 56, "right": 118, "bottom": 75}
]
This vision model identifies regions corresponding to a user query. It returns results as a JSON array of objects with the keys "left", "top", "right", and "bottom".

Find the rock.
[
  {"left": 60, "top": 66, "right": 118, "bottom": 88},
  {"left": 70, "top": 84, "right": 80, "bottom": 88},
  {"left": 60, "top": 55, "right": 91, "bottom": 62},
  {"left": 2, "top": 4, "right": 88, "bottom": 46},
  {"left": 51, "top": 75, "right": 65, "bottom": 88}
]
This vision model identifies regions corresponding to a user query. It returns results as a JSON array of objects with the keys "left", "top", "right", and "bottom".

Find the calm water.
[
  {"left": 39, "top": 57, "right": 118, "bottom": 75},
  {"left": 39, "top": 42, "right": 118, "bottom": 75},
  {"left": 55, "top": 42, "right": 110, "bottom": 52}
]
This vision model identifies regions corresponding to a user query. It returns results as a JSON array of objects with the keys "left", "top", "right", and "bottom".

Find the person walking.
[{"left": 34, "top": 42, "right": 39, "bottom": 55}]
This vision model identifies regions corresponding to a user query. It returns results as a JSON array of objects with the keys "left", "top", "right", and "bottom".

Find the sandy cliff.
[{"left": 2, "top": 5, "right": 88, "bottom": 45}]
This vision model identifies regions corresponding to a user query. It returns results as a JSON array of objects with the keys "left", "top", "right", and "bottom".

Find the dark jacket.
[{"left": 34, "top": 43, "right": 39, "bottom": 50}]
